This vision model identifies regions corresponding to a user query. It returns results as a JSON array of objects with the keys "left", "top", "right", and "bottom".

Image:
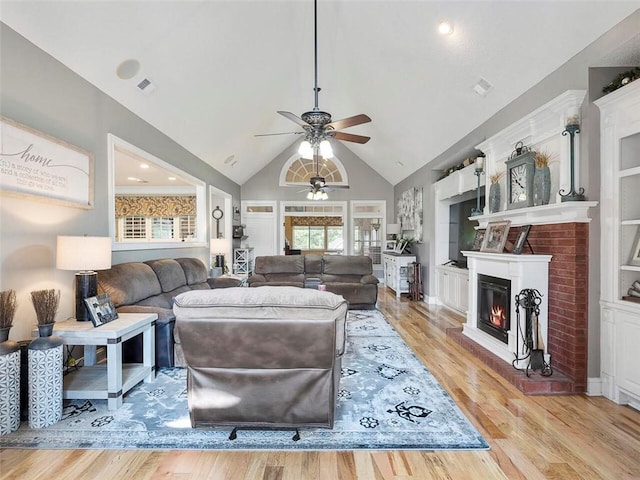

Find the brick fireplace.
[{"left": 453, "top": 218, "right": 591, "bottom": 394}]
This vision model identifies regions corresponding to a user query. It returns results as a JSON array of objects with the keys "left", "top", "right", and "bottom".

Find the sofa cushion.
[
  {"left": 98, "top": 262, "right": 162, "bottom": 307},
  {"left": 175, "top": 257, "right": 208, "bottom": 285},
  {"left": 304, "top": 254, "right": 323, "bottom": 275},
  {"left": 323, "top": 255, "right": 372, "bottom": 276},
  {"left": 265, "top": 273, "right": 306, "bottom": 284},
  {"left": 255, "top": 255, "right": 304, "bottom": 274},
  {"left": 145, "top": 259, "right": 188, "bottom": 292},
  {"left": 321, "top": 274, "right": 366, "bottom": 284}
]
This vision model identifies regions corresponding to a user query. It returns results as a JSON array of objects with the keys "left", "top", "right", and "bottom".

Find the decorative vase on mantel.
[
  {"left": 489, "top": 182, "right": 501, "bottom": 213},
  {"left": 533, "top": 165, "right": 551, "bottom": 206}
]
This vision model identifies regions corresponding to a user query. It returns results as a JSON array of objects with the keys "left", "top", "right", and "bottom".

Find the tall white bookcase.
[{"left": 595, "top": 79, "right": 640, "bottom": 408}]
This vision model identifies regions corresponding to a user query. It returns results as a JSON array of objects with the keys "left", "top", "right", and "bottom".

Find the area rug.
[{"left": 0, "top": 310, "right": 489, "bottom": 451}]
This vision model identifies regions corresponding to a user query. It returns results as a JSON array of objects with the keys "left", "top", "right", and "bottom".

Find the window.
[
  {"left": 108, "top": 134, "right": 207, "bottom": 251},
  {"left": 292, "top": 225, "right": 343, "bottom": 251},
  {"left": 118, "top": 214, "right": 196, "bottom": 242},
  {"left": 351, "top": 201, "right": 386, "bottom": 265}
]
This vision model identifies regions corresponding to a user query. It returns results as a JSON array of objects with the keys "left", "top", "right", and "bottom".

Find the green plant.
[
  {"left": 0, "top": 289, "right": 17, "bottom": 329},
  {"left": 30, "top": 289, "right": 60, "bottom": 325},
  {"left": 397, "top": 236, "right": 416, "bottom": 254}
]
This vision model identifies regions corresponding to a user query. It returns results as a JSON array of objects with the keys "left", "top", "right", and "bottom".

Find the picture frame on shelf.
[
  {"left": 480, "top": 220, "right": 511, "bottom": 253},
  {"left": 629, "top": 227, "right": 640, "bottom": 266},
  {"left": 512, "top": 225, "right": 532, "bottom": 255},
  {"left": 471, "top": 229, "right": 486, "bottom": 251},
  {"left": 84, "top": 293, "right": 118, "bottom": 327},
  {"left": 385, "top": 240, "right": 396, "bottom": 251},
  {"left": 393, "top": 242, "right": 404, "bottom": 254}
]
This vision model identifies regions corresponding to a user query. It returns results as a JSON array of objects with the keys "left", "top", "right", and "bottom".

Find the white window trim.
[
  {"left": 108, "top": 134, "right": 207, "bottom": 251},
  {"left": 278, "top": 152, "right": 349, "bottom": 187},
  {"left": 279, "top": 200, "right": 348, "bottom": 255}
]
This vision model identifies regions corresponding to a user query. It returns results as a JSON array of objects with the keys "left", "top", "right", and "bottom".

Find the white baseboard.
[{"left": 586, "top": 377, "right": 603, "bottom": 396}]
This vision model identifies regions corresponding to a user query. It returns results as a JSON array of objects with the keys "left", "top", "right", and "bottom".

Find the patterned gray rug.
[{"left": 0, "top": 310, "right": 489, "bottom": 451}]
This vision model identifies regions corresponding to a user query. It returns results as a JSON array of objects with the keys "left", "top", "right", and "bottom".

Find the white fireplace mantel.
[
  {"left": 462, "top": 251, "right": 552, "bottom": 369},
  {"left": 472, "top": 201, "right": 598, "bottom": 229}
]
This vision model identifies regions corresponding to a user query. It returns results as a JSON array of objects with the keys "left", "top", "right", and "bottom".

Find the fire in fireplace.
[{"left": 478, "top": 274, "right": 511, "bottom": 343}]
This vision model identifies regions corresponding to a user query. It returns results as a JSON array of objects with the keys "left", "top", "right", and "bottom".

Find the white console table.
[
  {"left": 51, "top": 313, "right": 156, "bottom": 410},
  {"left": 383, "top": 252, "right": 416, "bottom": 298}
]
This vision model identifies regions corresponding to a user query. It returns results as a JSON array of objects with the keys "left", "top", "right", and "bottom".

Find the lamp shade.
[
  {"left": 56, "top": 236, "right": 112, "bottom": 272},
  {"left": 387, "top": 224, "right": 401, "bottom": 235}
]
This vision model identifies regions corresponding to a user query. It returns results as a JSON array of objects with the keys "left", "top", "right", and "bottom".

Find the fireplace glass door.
[{"left": 477, "top": 274, "right": 511, "bottom": 343}]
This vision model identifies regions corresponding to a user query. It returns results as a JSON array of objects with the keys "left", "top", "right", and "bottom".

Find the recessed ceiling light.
[
  {"left": 396, "top": 161, "right": 405, "bottom": 167},
  {"left": 168, "top": 177, "right": 176, "bottom": 181},
  {"left": 127, "top": 176, "right": 143, "bottom": 182},
  {"left": 438, "top": 21, "right": 454, "bottom": 36},
  {"left": 116, "top": 59, "right": 140, "bottom": 80},
  {"left": 140, "top": 163, "right": 149, "bottom": 169},
  {"left": 224, "top": 155, "right": 236, "bottom": 165}
]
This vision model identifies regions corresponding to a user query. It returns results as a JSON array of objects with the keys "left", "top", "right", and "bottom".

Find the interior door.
[{"left": 241, "top": 201, "right": 278, "bottom": 256}]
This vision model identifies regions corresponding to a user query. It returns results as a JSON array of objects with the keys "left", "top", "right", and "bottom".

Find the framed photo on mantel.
[{"left": 480, "top": 220, "right": 511, "bottom": 253}]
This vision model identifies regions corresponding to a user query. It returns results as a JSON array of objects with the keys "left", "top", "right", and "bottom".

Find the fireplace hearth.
[{"left": 478, "top": 274, "right": 510, "bottom": 343}]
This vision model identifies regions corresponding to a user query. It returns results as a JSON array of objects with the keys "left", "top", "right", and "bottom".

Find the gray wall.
[
  {"left": 0, "top": 24, "right": 240, "bottom": 341},
  {"left": 395, "top": 10, "right": 640, "bottom": 378},
  {"left": 242, "top": 138, "right": 394, "bottom": 218}
]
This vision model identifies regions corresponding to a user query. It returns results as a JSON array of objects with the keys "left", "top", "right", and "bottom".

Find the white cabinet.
[
  {"left": 436, "top": 265, "right": 469, "bottom": 314},
  {"left": 383, "top": 253, "right": 416, "bottom": 298},
  {"left": 595, "top": 80, "right": 640, "bottom": 407},
  {"left": 233, "top": 248, "right": 254, "bottom": 277}
]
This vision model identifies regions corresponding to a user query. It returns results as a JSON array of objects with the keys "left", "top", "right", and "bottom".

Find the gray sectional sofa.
[
  {"left": 97, "top": 257, "right": 240, "bottom": 367},
  {"left": 248, "top": 255, "right": 379, "bottom": 309}
]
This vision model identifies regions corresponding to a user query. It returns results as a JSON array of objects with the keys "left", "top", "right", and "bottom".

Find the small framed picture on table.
[
  {"left": 84, "top": 293, "right": 118, "bottom": 327},
  {"left": 385, "top": 240, "right": 396, "bottom": 251}
]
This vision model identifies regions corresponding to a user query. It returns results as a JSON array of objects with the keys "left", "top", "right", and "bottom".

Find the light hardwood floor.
[{"left": 2, "top": 286, "right": 640, "bottom": 480}]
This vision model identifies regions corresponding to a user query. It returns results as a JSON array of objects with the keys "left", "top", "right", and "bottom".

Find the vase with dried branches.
[
  {"left": 31, "top": 289, "right": 60, "bottom": 337},
  {"left": 534, "top": 150, "right": 556, "bottom": 206},
  {"left": 0, "top": 290, "right": 17, "bottom": 342},
  {"left": 488, "top": 171, "right": 504, "bottom": 213}
]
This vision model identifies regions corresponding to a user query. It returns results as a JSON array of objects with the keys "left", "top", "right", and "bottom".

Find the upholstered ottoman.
[{"left": 173, "top": 286, "right": 348, "bottom": 431}]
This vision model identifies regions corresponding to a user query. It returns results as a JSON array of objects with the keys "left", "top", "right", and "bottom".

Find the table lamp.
[
  {"left": 56, "top": 235, "right": 112, "bottom": 321},
  {"left": 387, "top": 223, "right": 401, "bottom": 240}
]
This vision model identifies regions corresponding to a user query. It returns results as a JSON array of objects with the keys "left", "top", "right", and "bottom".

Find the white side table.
[{"left": 51, "top": 313, "right": 156, "bottom": 410}]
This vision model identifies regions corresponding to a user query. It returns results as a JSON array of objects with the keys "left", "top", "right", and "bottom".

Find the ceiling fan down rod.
[{"left": 313, "top": 0, "right": 320, "bottom": 111}]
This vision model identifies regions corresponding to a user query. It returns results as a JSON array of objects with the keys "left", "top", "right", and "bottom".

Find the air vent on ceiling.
[
  {"left": 136, "top": 77, "right": 156, "bottom": 95},
  {"left": 473, "top": 77, "right": 493, "bottom": 97}
]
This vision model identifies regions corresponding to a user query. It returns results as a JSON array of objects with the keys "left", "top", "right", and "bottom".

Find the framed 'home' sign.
[{"left": 0, "top": 116, "right": 94, "bottom": 209}]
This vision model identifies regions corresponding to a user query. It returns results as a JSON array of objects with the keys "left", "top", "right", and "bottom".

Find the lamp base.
[{"left": 75, "top": 272, "right": 97, "bottom": 321}]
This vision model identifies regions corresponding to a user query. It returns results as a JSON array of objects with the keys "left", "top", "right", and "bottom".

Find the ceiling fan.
[
  {"left": 256, "top": 0, "right": 372, "bottom": 150},
  {"left": 301, "top": 153, "right": 350, "bottom": 200}
]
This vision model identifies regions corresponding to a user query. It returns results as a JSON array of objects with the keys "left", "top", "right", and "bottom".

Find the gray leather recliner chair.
[{"left": 174, "top": 286, "right": 348, "bottom": 432}]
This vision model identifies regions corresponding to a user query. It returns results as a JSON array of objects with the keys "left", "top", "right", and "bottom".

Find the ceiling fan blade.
[
  {"left": 254, "top": 131, "right": 304, "bottom": 137},
  {"left": 277, "top": 111, "right": 309, "bottom": 128},
  {"left": 332, "top": 131, "right": 371, "bottom": 144},
  {"left": 325, "top": 185, "right": 350, "bottom": 189},
  {"left": 325, "top": 114, "right": 371, "bottom": 131}
]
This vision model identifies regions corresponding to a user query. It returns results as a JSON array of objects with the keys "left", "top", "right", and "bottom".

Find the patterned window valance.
[
  {"left": 290, "top": 216, "right": 343, "bottom": 227},
  {"left": 115, "top": 195, "right": 196, "bottom": 217}
]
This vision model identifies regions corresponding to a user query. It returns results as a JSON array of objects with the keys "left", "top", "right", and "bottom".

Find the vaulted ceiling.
[{"left": 1, "top": 1, "right": 638, "bottom": 185}]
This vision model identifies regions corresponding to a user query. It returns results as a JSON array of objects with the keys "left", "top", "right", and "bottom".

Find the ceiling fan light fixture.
[
  {"left": 299, "top": 140, "right": 313, "bottom": 159},
  {"left": 307, "top": 191, "right": 314, "bottom": 200},
  {"left": 320, "top": 139, "right": 333, "bottom": 158},
  {"left": 438, "top": 21, "right": 454, "bottom": 36}
]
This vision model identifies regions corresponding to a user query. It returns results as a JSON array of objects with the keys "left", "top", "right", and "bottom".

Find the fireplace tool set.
[{"left": 513, "top": 288, "right": 552, "bottom": 377}]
